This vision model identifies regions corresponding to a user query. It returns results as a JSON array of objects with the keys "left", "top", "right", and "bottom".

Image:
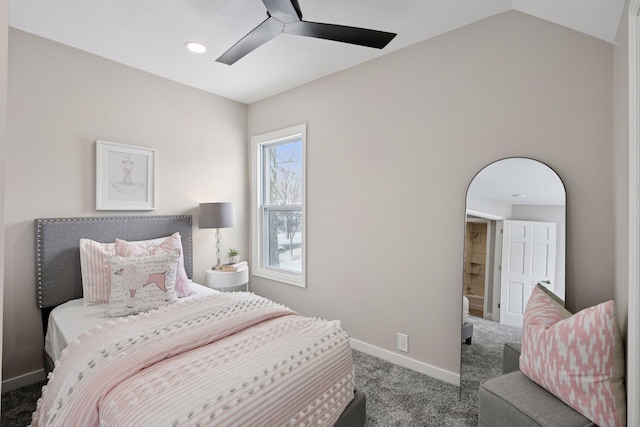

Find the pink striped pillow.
[
  {"left": 520, "top": 285, "right": 626, "bottom": 426},
  {"left": 79, "top": 239, "right": 116, "bottom": 305},
  {"left": 115, "top": 232, "right": 193, "bottom": 298}
]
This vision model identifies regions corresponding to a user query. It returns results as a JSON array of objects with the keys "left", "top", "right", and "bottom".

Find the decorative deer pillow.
[
  {"left": 104, "top": 251, "right": 179, "bottom": 317},
  {"left": 520, "top": 285, "right": 626, "bottom": 427},
  {"left": 115, "top": 232, "right": 193, "bottom": 298}
]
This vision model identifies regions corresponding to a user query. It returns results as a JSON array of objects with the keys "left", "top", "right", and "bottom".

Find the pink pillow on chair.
[
  {"left": 115, "top": 232, "right": 194, "bottom": 298},
  {"left": 520, "top": 285, "right": 626, "bottom": 426}
]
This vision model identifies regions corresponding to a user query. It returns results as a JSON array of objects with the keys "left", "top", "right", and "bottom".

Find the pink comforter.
[{"left": 32, "top": 292, "right": 355, "bottom": 426}]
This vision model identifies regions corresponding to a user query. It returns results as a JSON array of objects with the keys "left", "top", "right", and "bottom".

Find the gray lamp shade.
[{"left": 199, "top": 202, "right": 235, "bottom": 229}]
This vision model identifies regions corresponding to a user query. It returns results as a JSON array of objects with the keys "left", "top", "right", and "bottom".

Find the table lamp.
[{"left": 199, "top": 202, "right": 235, "bottom": 270}]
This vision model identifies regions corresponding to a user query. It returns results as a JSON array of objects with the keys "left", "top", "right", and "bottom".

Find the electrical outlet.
[{"left": 397, "top": 333, "right": 408, "bottom": 352}]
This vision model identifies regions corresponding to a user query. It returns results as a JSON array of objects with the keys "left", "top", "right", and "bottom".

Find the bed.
[{"left": 32, "top": 215, "right": 365, "bottom": 426}]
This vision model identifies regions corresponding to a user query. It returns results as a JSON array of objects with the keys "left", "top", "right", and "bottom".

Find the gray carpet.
[
  {"left": 353, "top": 350, "right": 477, "bottom": 426},
  {"left": 1, "top": 380, "right": 45, "bottom": 426},
  {"left": 460, "top": 314, "right": 522, "bottom": 407},
  {"left": 2, "top": 325, "right": 518, "bottom": 427}
]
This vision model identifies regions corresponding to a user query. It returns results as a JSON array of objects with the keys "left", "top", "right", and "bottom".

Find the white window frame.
[{"left": 251, "top": 124, "right": 306, "bottom": 287}]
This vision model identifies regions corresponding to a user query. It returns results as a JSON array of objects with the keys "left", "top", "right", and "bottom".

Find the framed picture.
[{"left": 96, "top": 140, "right": 155, "bottom": 210}]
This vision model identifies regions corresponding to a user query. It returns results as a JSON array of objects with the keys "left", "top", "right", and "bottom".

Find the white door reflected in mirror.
[{"left": 499, "top": 219, "right": 558, "bottom": 328}]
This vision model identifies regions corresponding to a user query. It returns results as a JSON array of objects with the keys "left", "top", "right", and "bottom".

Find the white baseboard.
[
  {"left": 349, "top": 338, "right": 460, "bottom": 387},
  {"left": 2, "top": 369, "right": 46, "bottom": 394}
]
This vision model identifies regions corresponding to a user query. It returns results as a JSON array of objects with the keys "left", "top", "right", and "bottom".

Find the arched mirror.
[{"left": 459, "top": 158, "right": 566, "bottom": 405}]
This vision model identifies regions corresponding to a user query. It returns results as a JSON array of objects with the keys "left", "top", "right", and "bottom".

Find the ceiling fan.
[{"left": 216, "top": 0, "right": 397, "bottom": 65}]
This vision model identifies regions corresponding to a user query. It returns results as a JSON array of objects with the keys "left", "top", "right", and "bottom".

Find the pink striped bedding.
[{"left": 32, "top": 292, "right": 355, "bottom": 427}]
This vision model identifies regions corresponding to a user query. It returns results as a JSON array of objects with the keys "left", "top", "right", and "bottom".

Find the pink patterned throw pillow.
[
  {"left": 520, "top": 285, "right": 626, "bottom": 427},
  {"left": 115, "top": 232, "right": 194, "bottom": 298}
]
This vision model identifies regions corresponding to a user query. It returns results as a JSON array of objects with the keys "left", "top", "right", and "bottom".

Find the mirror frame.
[{"left": 459, "top": 157, "right": 566, "bottom": 402}]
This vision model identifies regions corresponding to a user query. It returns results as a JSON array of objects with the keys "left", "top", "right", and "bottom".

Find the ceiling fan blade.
[
  {"left": 262, "top": 0, "right": 301, "bottom": 24},
  {"left": 284, "top": 21, "right": 396, "bottom": 49},
  {"left": 216, "top": 17, "right": 284, "bottom": 65}
]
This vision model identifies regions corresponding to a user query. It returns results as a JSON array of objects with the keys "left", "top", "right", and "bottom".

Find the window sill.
[{"left": 252, "top": 267, "right": 305, "bottom": 288}]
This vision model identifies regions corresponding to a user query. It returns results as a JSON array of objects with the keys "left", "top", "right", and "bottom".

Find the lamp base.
[{"left": 214, "top": 229, "right": 222, "bottom": 270}]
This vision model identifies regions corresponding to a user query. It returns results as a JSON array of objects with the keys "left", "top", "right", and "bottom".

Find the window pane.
[
  {"left": 252, "top": 123, "right": 306, "bottom": 287},
  {"left": 264, "top": 140, "right": 303, "bottom": 205},
  {"left": 264, "top": 209, "right": 302, "bottom": 273}
]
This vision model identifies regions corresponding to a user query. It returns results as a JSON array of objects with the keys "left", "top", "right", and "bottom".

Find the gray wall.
[
  {"left": 3, "top": 29, "right": 248, "bottom": 380},
  {"left": 248, "top": 11, "right": 614, "bottom": 375}
]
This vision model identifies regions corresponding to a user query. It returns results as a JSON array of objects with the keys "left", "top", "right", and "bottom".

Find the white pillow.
[{"left": 104, "top": 250, "right": 179, "bottom": 317}]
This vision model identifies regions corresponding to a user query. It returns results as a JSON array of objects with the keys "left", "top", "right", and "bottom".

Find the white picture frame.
[{"left": 96, "top": 140, "right": 155, "bottom": 210}]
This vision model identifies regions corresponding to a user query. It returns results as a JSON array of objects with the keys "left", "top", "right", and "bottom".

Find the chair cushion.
[{"left": 479, "top": 371, "right": 595, "bottom": 427}]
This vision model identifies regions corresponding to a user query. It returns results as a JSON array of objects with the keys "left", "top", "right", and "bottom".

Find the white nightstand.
[{"left": 204, "top": 268, "right": 249, "bottom": 292}]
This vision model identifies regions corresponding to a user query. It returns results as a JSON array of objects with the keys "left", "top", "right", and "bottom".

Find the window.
[{"left": 251, "top": 124, "right": 306, "bottom": 287}]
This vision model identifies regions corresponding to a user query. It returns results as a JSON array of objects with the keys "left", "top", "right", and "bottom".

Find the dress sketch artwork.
[
  {"left": 111, "top": 156, "right": 145, "bottom": 195},
  {"left": 104, "top": 150, "right": 149, "bottom": 203},
  {"left": 96, "top": 141, "right": 155, "bottom": 210}
]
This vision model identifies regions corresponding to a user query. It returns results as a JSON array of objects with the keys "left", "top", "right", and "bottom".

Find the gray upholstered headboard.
[{"left": 35, "top": 215, "right": 193, "bottom": 310}]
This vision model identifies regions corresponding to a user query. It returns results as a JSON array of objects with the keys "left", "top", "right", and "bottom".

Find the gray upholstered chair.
[{"left": 478, "top": 342, "right": 594, "bottom": 427}]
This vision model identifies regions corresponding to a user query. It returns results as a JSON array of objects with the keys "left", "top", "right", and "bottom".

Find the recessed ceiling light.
[
  {"left": 185, "top": 41, "right": 207, "bottom": 54},
  {"left": 512, "top": 194, "right": 526, "bottom": 198}
]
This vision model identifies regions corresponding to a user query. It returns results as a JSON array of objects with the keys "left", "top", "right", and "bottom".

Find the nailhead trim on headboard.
[{"left": 35, "top": 215, "right": 193, "bottom": 309}]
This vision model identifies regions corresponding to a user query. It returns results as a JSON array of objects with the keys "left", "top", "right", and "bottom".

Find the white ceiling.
[{"left": 8, "top": 0, "right": 625, "bottom": 104}]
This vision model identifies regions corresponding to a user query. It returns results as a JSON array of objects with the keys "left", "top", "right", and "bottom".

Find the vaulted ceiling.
[{"left": 9, "top": 0, "right": 626, "bottom": 104}]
